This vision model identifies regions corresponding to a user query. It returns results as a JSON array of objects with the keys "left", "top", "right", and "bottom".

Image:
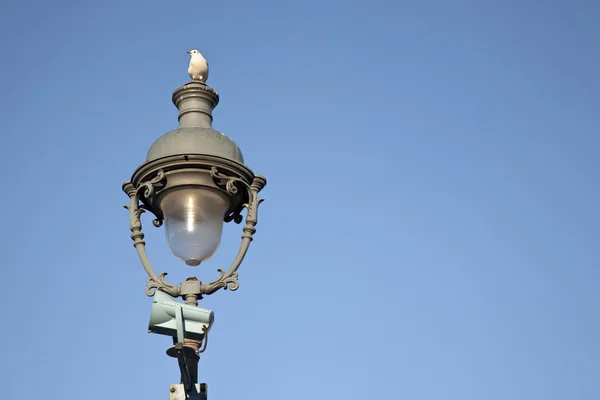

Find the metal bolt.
[{"left": 170, "top": 386, "right": 176, "bottom": 393}]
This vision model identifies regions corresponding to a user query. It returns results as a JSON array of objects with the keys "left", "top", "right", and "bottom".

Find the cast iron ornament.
[
  {"left": 123, "top": 68, "right": 266, "bottom": 300},
  {"left": 123, "top": 166, "right": 266, "bottom": 298}
]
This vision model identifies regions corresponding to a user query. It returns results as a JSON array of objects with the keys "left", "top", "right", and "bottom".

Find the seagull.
[{"left": 187, "top": 49, "right": 209, "bottom": 82}]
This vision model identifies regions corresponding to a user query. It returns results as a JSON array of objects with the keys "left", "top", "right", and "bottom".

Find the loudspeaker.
[{"left": 149, "top": 290, "right": 214, "bottom": 342}]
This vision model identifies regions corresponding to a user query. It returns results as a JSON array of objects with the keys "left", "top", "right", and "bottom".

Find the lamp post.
[{"left": 122, "top": 53, "right": 266, "bottom": 399}]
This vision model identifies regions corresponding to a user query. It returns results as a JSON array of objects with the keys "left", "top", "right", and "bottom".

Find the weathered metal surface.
[{"left": 123, "top": 79, "right": 266, "bottom": 300}]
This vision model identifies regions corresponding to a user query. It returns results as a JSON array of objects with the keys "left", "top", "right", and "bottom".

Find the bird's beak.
[{"left": 186, "top": 51, "right": 191, "bottom": 55}]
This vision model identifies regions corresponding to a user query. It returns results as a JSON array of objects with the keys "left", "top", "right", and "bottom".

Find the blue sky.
[{"left": 1, "top": 1, "right": 599, "bottom": 399}]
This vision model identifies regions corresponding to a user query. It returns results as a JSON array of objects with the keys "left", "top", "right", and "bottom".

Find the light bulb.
[{"left": 159, "top": 187, "right": 229, "bottom": 266}]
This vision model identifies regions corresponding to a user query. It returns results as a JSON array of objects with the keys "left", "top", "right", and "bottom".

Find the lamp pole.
[{"left": 122, "top": 51, "right": 266, "bottom": 399}]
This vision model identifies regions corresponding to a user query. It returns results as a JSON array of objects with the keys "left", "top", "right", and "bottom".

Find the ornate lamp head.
[{"left": 123, "top": 69, "right": 266, "bottom": 302}]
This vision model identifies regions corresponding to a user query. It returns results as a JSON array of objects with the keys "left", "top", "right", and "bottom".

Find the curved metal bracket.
[
  {"left": 123, "top": 170, "right": 180, "bottom": 298},
  {"left": 200, "top": 168, "right": 267, "bottom": 295}
]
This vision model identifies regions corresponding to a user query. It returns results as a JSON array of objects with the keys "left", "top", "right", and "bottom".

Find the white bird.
[{"left": 187, "top": 49, "right": 209, "bottom": 82}]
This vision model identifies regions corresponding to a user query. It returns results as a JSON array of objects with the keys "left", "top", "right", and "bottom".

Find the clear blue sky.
[{"left": 1, "top": 1, "right": 599, "bottom": 399}]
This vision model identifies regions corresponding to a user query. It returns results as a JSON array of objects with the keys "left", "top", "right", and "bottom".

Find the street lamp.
[{"left": 122, "top": 53, "right": 266, "bottom": 399}]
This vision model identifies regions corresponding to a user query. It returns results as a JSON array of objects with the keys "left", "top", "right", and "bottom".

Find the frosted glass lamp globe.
[{"left": 159, "top": 187, "right": 230, "bottom": 266}]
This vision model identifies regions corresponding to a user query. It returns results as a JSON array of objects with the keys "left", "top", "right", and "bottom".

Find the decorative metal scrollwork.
[
  {"left": 123, "top": 170, "right": 180, "bottom": 297},
  {"left": 202, "top": 167, "right": 266, "bottom": 295},
  {"left": 210, "top": 167, "right": 245, "bottom": 224},
  {"left": 145, "top": 272, "right": 176, "bottom": 297},
  {"left": 124, "top": 166, "right": 266, "bottom": 299}
]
